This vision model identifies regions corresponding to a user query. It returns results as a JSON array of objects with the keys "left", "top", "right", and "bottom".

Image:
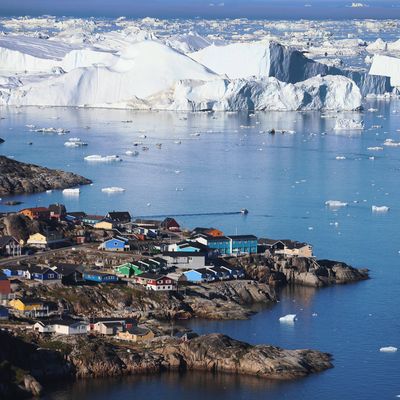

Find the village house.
[
  {"left": 167, "top": 240, "right": 205, "bottom": 253},
  {"left": 260, "top": 239, "right": 313, "bottom": 258},
  {"left": 133, "top": 219, "right": 162, "bottom": 229},
  {"left": 27, "top": 231, "right": 67, "bottom": 249},
  {"left": 135, "top": 258, "right": 168, "bottom": 274},
  {"left": 117, "top": 326, "right": 154, "bottom": 342},
  {"left": 2, "top": 265, "right": 25, "bottom": 278},
  {"left": 0, "top": 236, "right": 22, "bottom": 257},
  {"left": 87, "top": 318, "right": 135, "bottom": 334},
  {"left": 133, "top": 273, "right": 176, "bottom": 291},
  {"left": 9, "top": 298, "right": 57, "bottom": 317},
  {"left": 53, "top": 263, "right": 84, "bottom": 285},
  {"left": 25, "top": 265, "right": 60, "bottom": 282},
  {"left": 162, "top": 251, "right": 206, "bottom": 269},
  {"left": 82, "top": 215, "right": 105, "bottom": 226},
  {"left": 33, "top": 319, "right": 89, "bottom": 335},
  {"left": 115, "top": 262, "right": 143, "bottom": 278},
  {"left": 94, "top": 220, "right": 117, "bottom": 230},
  {"left": 193, "top": 234, "right": 258, "bottom": 255},
  {"left": 184, "top": 268, "right": 216, "bottom": 283},
  {"left": 83, "top": 270, "right": 119, "bottom": 283},
  {"left": 192, "top": 227, "right": 224, "bottom": 237},
  {"left": 48, "top": 203, "right": 67, "bottom": 220},
  {"left": 0, "top": 272, "right": 11, "bottom": 302},
  {"left": 19, "top": 207, "right": 50, "bottom": 220},
  {"left": 161, "top": 217, "right": 180, "bottom": 231},
  {"left": 0, "top": 305, "right": 9, "bottom": 320},
  {"left": 106, "top": 211, "right": 132, "bottom": 224},
  {"left": 99, "top": 237, "right": 130, "bottom": 252}
]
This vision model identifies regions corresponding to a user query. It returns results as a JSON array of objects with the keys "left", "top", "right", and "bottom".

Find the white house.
[
  {"left": 33, "top": 319, "right": 89, "bottom": 335},
  {"left": 161, "top": 252, "right": 206, "bottom": 269}
]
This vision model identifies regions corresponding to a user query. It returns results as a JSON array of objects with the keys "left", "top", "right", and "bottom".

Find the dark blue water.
[{"left": 1, "top": 102, "right": 399, "bottom": 399}]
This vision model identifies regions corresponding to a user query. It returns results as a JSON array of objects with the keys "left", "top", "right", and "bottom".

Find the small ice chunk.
[
  {"left": 63, "top": 188, "right": 80, "bottom": 195},
  {"left": 379, "top": 346, "right": 397, "bottom": 353},
  {"left": 372, "top": 205, "right": 389, "bottom": 212},
  {"left": 367, "top": 146, "right": 383, "bottom": 151},
  {"left": 279, "top": 314, "right": 297, "bottom": 323},
  {"left": 334, "top": 119, "right": 364, "bottom": 131},
  {"left": 101, "top": 187, "right": 125, "bottom": 193},
  {"left": 336, "top": 156, "right": 346, "bottom": 160},
  {"left": 325, "top": 200, "right": 348, "bottom": 207}
]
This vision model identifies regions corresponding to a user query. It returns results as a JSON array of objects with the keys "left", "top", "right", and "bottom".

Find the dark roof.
[
  {"left": 227, "top": 235, "right": 258, "bottom": 240},
  {"left": 126, "top": 326, "right": 151, "bottom": 336},
  {"left": 67, "top": 212, "right": 86, "bottom": 218},
  {"left": 279, "top": 240, "right": 310, "bottom": 249},
  {"left": 162, "top": 251, "right": 206, "bottom": 257},
  {"left": 137, "top": 272, "right": 164, "bottom": 280},
  {"left": 0, "top": 236, "right": 18, "bottom": 248},
  {"left": 37, "top": 318, "right": 87, "bottom": 327},
  {"left": 48, "top": 203, "right": 66, "bottom": 214},
  {"left": 258, "top": 238, "right": 285, "bottom": 246},
  {"left": 27, "top": 265, "right": 54, "bottom": 274},
  {"left": 54, "top": 263, "right": 84, "bottom": 275},
  {"left": 107, "top": 211, "right": 131, "bottom": 222},
  {"left": 204, "top": 236, "right": 230, "bottom": 242},
  {"left": 18, "top": 298, "right": 45, "bottom": 305},
  {"left": 83, "top": 215, "right": 105, "bottom": 220},
  {"left": 99, "top": 321, "right": 124, "bottom": 328}
]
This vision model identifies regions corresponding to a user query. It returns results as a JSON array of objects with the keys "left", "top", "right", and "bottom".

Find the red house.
[
  {"left": 19, "top": 207, "right": 50, "bottom": 220},
  {"left": 134, "top": 273, "right": 176, "bottom": 291},
  {"left": 161, "top": 217, "right": 180, "bottom": 232},
  {"left": 0, "top": 272, "right": 11, "bottom": 300}
]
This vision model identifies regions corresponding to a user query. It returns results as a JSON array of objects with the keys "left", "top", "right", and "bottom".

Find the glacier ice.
[{"left": 279, "top": 314, "right": 297, "bottom": 323}]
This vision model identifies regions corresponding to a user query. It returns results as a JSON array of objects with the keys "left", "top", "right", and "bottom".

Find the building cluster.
[{"left": 0, "top": 204, "right": 314, "bottom": 337}]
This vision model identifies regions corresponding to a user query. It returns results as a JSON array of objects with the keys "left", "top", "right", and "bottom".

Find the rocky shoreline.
[
  {"left": 0, "top": 330, "right": 333, "bottom": 398},
  {"left": 0, "top": 155, "right": 92, "bottom": 196}
]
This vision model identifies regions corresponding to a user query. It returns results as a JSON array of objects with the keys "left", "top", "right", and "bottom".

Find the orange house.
[
  {"left": 205, "top": 228, "right": 224, "bottom": 237},
  {"left": 19, "top": 207, "right": 50, "bottom": 220}
]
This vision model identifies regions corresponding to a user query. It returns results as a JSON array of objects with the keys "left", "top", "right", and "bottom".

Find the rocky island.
[
  {"left": 0, "top": 156, "right": 91, "bottom": 196},
  {"left": 0, "top": 330, "right": 333, "bottom": 398}
]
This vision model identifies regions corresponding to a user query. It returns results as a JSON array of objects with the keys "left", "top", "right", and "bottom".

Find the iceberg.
[
  {"left": 63, "top": 188, "right": 80, "bottom": 195},
  {"left": 379, "top": 346, "right": 397, "bottom": 353},
  {"left": 334, "top": 119, "right": 364, "bottom": 131},
  {"left": 383, "top": 139, "right": 400, "bottom": 147},
  {"left": 84, "top": 154, "right": 122, "bottom": 162},
  {"left": 372, "top": 205, "right": 389, "bottom": 212},
  {"left": 279, "top": 314, "right": 297, "bottom": 323},
  {"left": 101, "top": 187, "right": 126, "bottom": 193},
  {"left": 369, "top": 55, "right": 400, "bottom": 87},
  {"left": 325, "top": 200, "right": 348, "bottom": 207}
]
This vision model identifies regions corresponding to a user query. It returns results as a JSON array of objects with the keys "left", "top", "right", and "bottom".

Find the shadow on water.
[{"left": 43, "top": 370, "right": 305, "bottom": 400}]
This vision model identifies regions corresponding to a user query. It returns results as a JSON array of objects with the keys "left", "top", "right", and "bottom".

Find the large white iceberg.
[{"left": 369, "top": 55, "right": 400, "bottom": 87}]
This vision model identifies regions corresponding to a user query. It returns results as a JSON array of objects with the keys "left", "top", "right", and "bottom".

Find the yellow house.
[
  {"left": 117, "top": 327, "right": 154, "bottom": 342},
  {"left": 27, "top": 232, "right": 65, "bottom": 248},
  {"left": 94, "top": 221, "right": 115, "bottom": 230},
  {"left": 9, "top": 298, "right": 44, "bottom": 312}
]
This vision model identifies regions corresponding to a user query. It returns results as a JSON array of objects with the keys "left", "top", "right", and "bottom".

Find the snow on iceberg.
[
  {"left": 0, "top": 40, "right": 362, "bottom": 111},
  {"left": 372, "top": 205, "right": 389, "bottom": 212},
  {"left": 369, "top": 55, "right": 400, "bottom": 87},
  {"left": 379, "top": 346, "right": 397, "bottom": 353},
  {"left": 334, "top": 118, "right": 364, "bottom": 130},
  {"left": 279, "top": 314, "right": 297, "bottom": 323}
]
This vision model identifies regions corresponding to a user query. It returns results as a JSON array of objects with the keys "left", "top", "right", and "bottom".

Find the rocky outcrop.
[
  {"left": 27, "top": 280, "right": 277, "bottom": 321},
  {"left": 67, "top": 333, "right": 332, "bottom": 380},
  {"left": 240, "top": 255, "right": 369, "bottom": 288},
  {"left": 0, "top": 138, "right": 4, "bottom": 144},
  {"left": 0, "top": 155, "right": 91, "bottom": 196}
]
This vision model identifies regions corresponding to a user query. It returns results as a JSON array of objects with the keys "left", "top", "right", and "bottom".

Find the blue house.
[
  {"left": 27, "top": 266, "right": 60, "bottom": 281},
  {"left": 204, "top": 236, "right": 231, "bottom": 255},
  {"left": 183, "top": 269, "right": 205, "bottom": 283},
  {"left": 168, "top": 241, "right": 203, "bottom": 253},
  {"left": 99, "top": 237, "right": 130, "bottom": 252},
  {"left": 227, "top": 235, "right": 258, "bottom": 254},
  {"left": 83, "top": 271, "right": 119, "bottom": 283},
  {"left": 0, "top": 306, "right": 9, "bottom": 320},
  {"left": 2, "top": 266, "right": 24, "bottom": 277}
]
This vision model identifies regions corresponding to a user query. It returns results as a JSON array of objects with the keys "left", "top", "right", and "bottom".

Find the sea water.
[{"left": 0, "top": 102, "right": 399, "bottom": 399}]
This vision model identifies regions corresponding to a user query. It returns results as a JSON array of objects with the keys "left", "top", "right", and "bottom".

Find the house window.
[{"left": 48, "top": 274, "right": 54, "bottom": 278}]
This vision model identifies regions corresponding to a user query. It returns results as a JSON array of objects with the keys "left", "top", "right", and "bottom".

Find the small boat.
[{"left": 240, "top": 208, "right": 249, "bottom": 215}]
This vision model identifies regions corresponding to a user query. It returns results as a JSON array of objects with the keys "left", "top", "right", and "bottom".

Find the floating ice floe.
[
  {"left": 334, "top": 119, "right": 364, "bottom": 131},
  {"left": 383, "top": 139, "right": 400, "bottom": 147},
  {"left": 64, "top": 138, "right": 88, "bottom": 147},
  {"left": 336, "top": 156, "right": 346, "bottom": 160},
  {"left": 46, "top": 190, "right": 52, "bottom": 193},
  {"left": 101, "top": 187, "right": 126, "bottom": 193},
  {"left": 84, "top": 154, "right": 122, "bottom": 162},
  {"left": 125, "top": 150, "right": 139, "bottom": 156},
  {"left": 379, "top": 346, "right": 397, "bottom": 353},
  {"left": 325, "top": 200, "right": 348, "bottom": 207},
  {"left": 279, "top": 314, "right": 297, "bottom": 323},
  {"left": 35, "top": 127, "right": 70, "bottom": 134},
  {"left": 63, "top": 188, "right": 80, "bottom": 195},
  {"left": 372, "top": 205, "right": 389, "bottom": 212},
  {"left": 367, "top": 146, "right": 383, "bottom": 151}
]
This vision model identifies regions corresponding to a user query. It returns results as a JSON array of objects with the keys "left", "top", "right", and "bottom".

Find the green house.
[{"left": 116, "top": 263, "right": 143, "bottom": 278}]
